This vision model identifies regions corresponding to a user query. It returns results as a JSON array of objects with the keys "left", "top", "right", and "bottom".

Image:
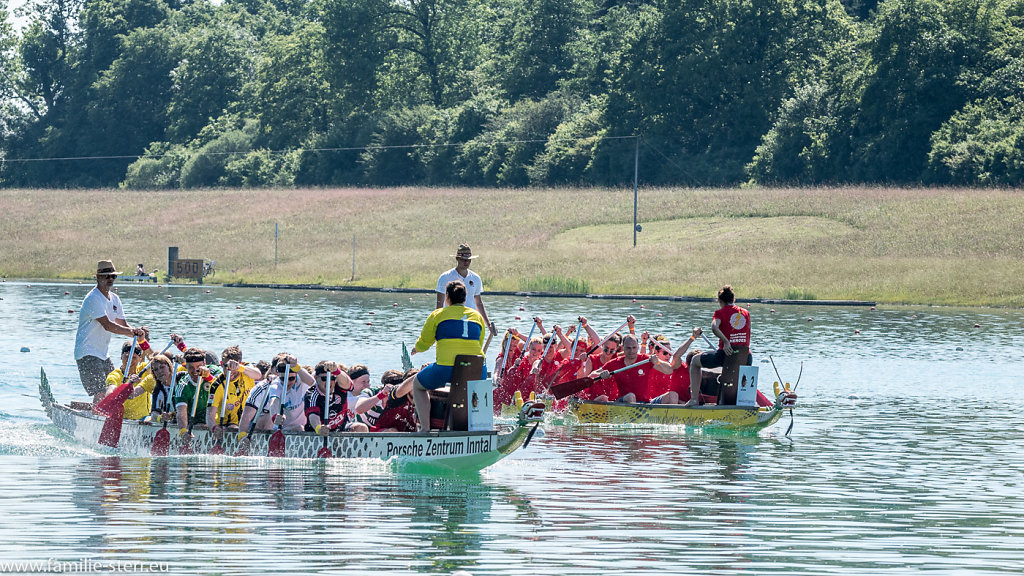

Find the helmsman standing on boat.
[
  {"left": 74, "top": 260, "right": 147, "bottom": 403},
  {"left": 436, "top": 244, "right": 495, "bottom": 337}
]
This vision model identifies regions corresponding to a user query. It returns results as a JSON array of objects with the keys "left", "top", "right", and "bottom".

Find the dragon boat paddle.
[
  {"left": 208, "top": 369, "right": 231, "bottom": 455},
  {"left": 498, "top": 329, "right": 514, "bottom": 381},
  {"left": 97, "top": 336, "right": 138, "bottom": 448},
  {"left": 585, "top": 321, "right": 629, "bottom": 355},
  {"left": 551, "top": 358, "right": 653, "bottom": 400},
  {"left": 543, "top": 322, "right": 583, "bottom": 390},
  {"left": 316, "top": 371, "right": 333, "bottom": 458},
  {"left": 179, "top": 366, "right": 213, "bottom": 455},
  {"left": 95, "top": 339, "right": 174, "bottom": 417},
  {"left": 701, "top": 331, "right": 717, "bottom": 350},
  {"left": 234, "top": 386, "right": 272, "bottom": 457},
  {"left": 98, "top": 338, "right": 177, "bottom": 449},
  {"left": 532, "top": 328, "right": 561, "bottom": 393},
  {"left": 150, "top": 359, "right": 178, "bottom": 456},
  {"left": 267, "top": 367, "right": 290, "bottom": 457},
  {"left": 507, "top": 319, "right": 539, "bottom": 376}
]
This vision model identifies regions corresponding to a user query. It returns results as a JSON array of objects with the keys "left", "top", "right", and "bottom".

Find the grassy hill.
[{"left": 2, "top": 186, "right": 1022, "bottom": 306}]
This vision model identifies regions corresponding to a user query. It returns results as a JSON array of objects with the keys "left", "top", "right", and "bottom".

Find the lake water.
[{"left": 1, "top": 281, "right": 1023, "bottom": 575}]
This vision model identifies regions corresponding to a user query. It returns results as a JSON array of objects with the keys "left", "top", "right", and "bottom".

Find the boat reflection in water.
[{"left": 62, "top": 455, "right": 540, "bottom": 574}]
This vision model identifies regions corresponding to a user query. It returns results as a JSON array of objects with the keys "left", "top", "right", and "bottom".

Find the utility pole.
[{"left": 633, "top": 135, "right": 640, "bottom": 247}]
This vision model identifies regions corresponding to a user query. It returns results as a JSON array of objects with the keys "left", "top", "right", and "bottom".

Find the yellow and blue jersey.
[{"left": 415, "top": 305, "right": 485, "bottom": 366}]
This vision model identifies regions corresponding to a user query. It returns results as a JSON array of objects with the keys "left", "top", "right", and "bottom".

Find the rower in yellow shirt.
[
  {"left": 206, "top": 346, "right": 262, "bottom": 437},
  {"left": 105, "top": 340, "right": 156, "bottom": 420}
]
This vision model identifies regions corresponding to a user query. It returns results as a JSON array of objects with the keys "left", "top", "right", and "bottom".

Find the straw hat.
[
  {"left": 94, "top": 260, "right": 121, "bottom": 276},
  {"left": 451, "top": 244, "right": 478, "bottom": 259}
]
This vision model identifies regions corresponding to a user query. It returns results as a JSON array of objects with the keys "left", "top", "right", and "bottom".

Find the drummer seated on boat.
[
  {"left": 594, "top": 334, "right": 651, "bottom": 403},
  {"left": 394, "top": 280, "right": 486, "bottom": 432},
  {"left": 205, "top": 346, "right": 262, "bottom": 439},
  {"left": 237, "top": 353, "right": 314, "bottom": 435},
  {"left": 174, "top": 347, "right": 222, "bottom": 439},
  {"left": 684, "top": 285, "right": 752, "bottom": 407}
]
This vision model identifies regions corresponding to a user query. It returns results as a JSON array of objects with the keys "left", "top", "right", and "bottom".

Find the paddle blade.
[
  {"left": 97, "top": 393, "right": 130, "bottom": 448},
  {"left": 234, "top": 439, "right": 250, "bottom": 457},
  {"left": 267, "top": 429, "right": 285, "bottom": 457},
  {"left": 151, "top": 427, "right": 170, "bottom": 456},
  {"left": 94, "top": 382, "right": 131, "bottom": 417},
  {"left": 209, "top": 443, "right": 225, "bottom": 455},
  {"left": 316, "top": 445, "right": 332, "bottom": 458},
  {"left": 550, "top": 376, "right": 594, "bottom": 400}
]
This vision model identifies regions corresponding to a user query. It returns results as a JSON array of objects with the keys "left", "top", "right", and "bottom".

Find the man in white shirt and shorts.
[
  {"left": 435, "top": 244, "right": 495, "bottom": 336},
  {"left": 74, "top": 260, "right": 147, "bottom": 403}
]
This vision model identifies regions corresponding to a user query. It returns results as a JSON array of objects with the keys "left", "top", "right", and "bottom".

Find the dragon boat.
[
  {"left": 39, "top": 369, "right": 545, "bottom": 471},
  {"left": 566, "top": 395, "right": 793, "bottom": 432}
]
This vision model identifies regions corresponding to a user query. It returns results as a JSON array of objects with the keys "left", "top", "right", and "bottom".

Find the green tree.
[
  {"left": 603, "top": 0, "right": 852, "bottom": 185},
  {"left": 493, "top": 0, "right": 589, "bottom": 99},
  {"left": 165, "top": 15, "right": 253, "bottom": 142},
  {"left": 928, "top": 96, "right": 1024, "bottom": 185},
  {"left": 86, "top": 26, "right": 179, "bottom": 181},
  {"left": 851, "top": 0, "right": 1009, "bottom": 182},
  {"left": 251, "top": 22, "right": 331, "bottom": 149}
]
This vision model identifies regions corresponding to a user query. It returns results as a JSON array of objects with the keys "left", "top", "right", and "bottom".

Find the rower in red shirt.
[
  {"left": 530, "top": 333, "right": 562, "bottom": 395},
  {"left": 650, "top": 327, "right": 702, "bottom": 404},
  {"left": 593, "top": 334, "right": 651, "bottom": 403}
]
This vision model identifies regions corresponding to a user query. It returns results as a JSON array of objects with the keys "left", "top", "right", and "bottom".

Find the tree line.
[{"left": 1, "top": 0, "right": 1022, "bottom": 189}]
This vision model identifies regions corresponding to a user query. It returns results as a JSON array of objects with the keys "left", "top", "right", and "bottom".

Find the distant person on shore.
[
  {"left": 136, "top": 263, "right": 146, "bottom": 276},
  {"left": 397, "top": 280, "right": 486, "bottom": 431},
  {"left": 74, "top": 260, "right": 148, "bottom": 403},
  {"left": 436, "top": 244, "right": 495, "bottom": 337},
  {"left": 684, "top": 285, "right": 752, "bottom": 407}
]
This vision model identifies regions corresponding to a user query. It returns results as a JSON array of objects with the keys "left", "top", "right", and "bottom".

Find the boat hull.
[
  {"left": 568, "top": 398, "right": 784, "bottom": 431},
  {"left": 40, "top": 369, "right": 539, "bottom": 471}
]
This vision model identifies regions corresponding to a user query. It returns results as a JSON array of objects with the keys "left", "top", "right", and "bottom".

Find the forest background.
[{"left": 1, "top": 0, "right": 1023, "bottom": 189}]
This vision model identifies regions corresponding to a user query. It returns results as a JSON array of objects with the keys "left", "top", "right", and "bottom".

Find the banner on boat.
[{"left": 385, "top": 435, "right": 494, "bottom": 459}]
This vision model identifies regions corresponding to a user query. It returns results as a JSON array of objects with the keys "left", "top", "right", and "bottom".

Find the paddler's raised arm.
[
  {"left": 579, "top": 316, "right": 600, "bottom": 350},
  {"left": 670, "top": 327, "right": 702, "bottom": 369},
  {"left": 412, "top": 308, "right": 442, "bottom": 353}
]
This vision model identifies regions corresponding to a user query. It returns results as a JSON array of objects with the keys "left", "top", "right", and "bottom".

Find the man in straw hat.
[
  {"left": 74, "top": 260, "right": 148, "bottom": 403},
  {"left": 435, "top": 244, "right": 495, "bottom": 336}
]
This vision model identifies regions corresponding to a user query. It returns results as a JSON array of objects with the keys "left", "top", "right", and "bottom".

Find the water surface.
[{"left": 1, "top": 282, "right": 1022, "bottom": 574}]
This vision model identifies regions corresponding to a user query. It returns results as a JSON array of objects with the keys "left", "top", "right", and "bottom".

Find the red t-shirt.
[
  {"left": 670, "top": 364, "right": 691, "bottom": 402},
  {"left": 535, "top": 357, "right": 561, "bottom": 393},
  {"left": 588, "top": 351, "right": 608, "bottom": 372},
  {"left": 554, "top": 357, "right": 584, "bottom": 385},
  {"left": 601, "top": 354, "right": 652, "bottom": 402},
  {"left": 578, "top": 376, "right": 617, "bottom": 401},
  {"left": 714, "top": 305, "right": 751, "bottom": 347},
  {"left": 648, "top": 367, "right": 672, "bottom": 399}
]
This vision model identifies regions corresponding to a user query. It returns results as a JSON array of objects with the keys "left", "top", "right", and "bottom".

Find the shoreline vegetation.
[{"left": 2, "top": 186, "right": 1023, "bottom": 308}]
